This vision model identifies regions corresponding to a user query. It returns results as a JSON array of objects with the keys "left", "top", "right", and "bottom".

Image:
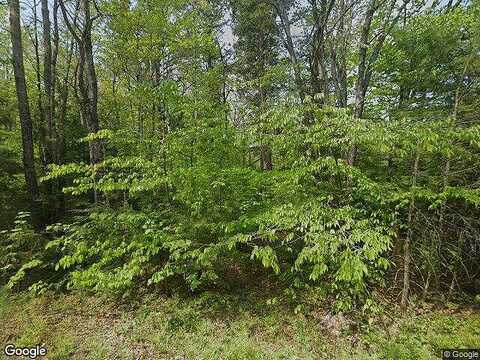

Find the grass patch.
[{"left": 0, "top": 288, "right": 479, "bottom": 359}]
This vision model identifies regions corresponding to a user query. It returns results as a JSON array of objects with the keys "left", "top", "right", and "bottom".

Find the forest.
[{"left": 1, "top": 0, "right": 480, "bottom": 358}]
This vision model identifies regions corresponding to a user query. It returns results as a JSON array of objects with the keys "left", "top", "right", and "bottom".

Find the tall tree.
[
  {"left": 230, "top": 0, "right": 279, "bottom": 170},
  {"left": 329, "top": 0, "right": 350, "bottom": 108},
  {"left": 59, "top": 0, "right": 103, "bottom": 166},
  {"left": 348, "top": 0, "right": 409, "bottom": 165},
  {"left": 272, "top": 0, "right": 305, "bottom": 101},
  {"left": 8, "top": 0, "right": 41, "bottom": 228},
  {"left": 41, "top": 0, "right": 55, "bottom": 162},
  {"left": 309, "top": 0, "right": 335, "bottom": 104}
]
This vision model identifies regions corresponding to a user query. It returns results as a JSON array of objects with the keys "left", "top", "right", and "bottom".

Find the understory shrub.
[{"left": 6, "top": 103, "right": 480, "bottom": 311}]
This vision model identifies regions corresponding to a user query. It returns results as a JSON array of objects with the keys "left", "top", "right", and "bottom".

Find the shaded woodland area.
[{"left": 1, "top": 0, "right": 480, "bottom": 334}]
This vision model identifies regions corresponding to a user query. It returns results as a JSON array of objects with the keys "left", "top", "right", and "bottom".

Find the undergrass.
[{"left": 0, "top": 288, "right": 478, "bottom": 359}]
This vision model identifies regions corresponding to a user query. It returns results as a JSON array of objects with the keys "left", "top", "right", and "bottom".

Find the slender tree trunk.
[
  {"left": 354, "top": 0, "right": 376, "bottom": 119},
  {"left": 445, "top": 60, "right": 469, "bottom": 296},
  {"left": 439, "top": 158, "right": 450, "bottom": 236},
  {"left": 52, "top": 0, "right": 59, "bottom": 141},
  {"left": 311, "top": 33, "right": 329, "bottom": 104},
  {"left": 41, "top": 0, "right": 64, "bottom": 219},
  {"left": 274, "top": 1, "right": 304, "bottom": 102},
  {"left": 59, "top": 0, "right": 102, "bottom": 166},
  {"left": 81, "top": 0, "right": 103, "bottom": 166},
  {"left": 41, "top": 0, "right": 55, "bottom": 159},
  {"left": 354, "top": 0, "right": 408, "bottom": 121},
  {"left": 60, "top": 0, "right": 102, "bottom": 203},
  {"left": 401, "top": 147, "right": 420, "bottom": 311},
  {"left": 260, "top": 144, "right": 273, "bottom": 171},
  {"left": 58, "top": 40, "right": 75, "bottom": 165},
  {"left": 309, "top": 0, "right": 334, "bottom": 105},
  {"left": 31, "top": 2, "right": 48, "bottom": 166},
  {"left": 51, "top": 1, "right": 62, "bottom": 216},
  {"left": 349, "top": 0, "right": 407, "bottom": 165},
  {"left": 55, "top": 39, "right": 74, "bottom": 218},
  {"left": 331, "top": 0, "right": 349, "bottom": 108},
  {"left": 8, "top": 0, "right": 42, "bottom": 229},
  {"left": 258, "top": 85, "right": 273, "bottom": 171},
  {"left": 347, "top": 0, "right": 376, "bottom": 166}
]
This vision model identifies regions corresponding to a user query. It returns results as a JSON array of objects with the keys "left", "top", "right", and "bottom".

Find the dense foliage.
[{"left": 1, "top": 0, "right": 479, "bottom": 313}]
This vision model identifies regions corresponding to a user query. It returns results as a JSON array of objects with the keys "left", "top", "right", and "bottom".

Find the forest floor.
[{"left": 0, "top": 288, "right": 479, "bottom": 360}]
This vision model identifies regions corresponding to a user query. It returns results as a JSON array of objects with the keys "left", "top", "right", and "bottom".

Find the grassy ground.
[{"left": 0, "top": 288, "right": 479, "bottom": 359}]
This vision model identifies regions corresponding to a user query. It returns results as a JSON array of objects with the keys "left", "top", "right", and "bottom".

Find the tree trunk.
[
  {"left": 445, "top": 59, "right": 469, "bottom": 297},
  {"left": 401, "top": 147, "right": 420, "bottom": 311},
  {"left": 60, "top": 0, "right": 103, "bottom": 202},
  {"left": 260, "top": 144, "right": 273, "bottom": 171},
  {"left": 331, "top": 0, "right": 349, "bottom": 108},
  {"left": 57, "top": 40, "right": 75, "bottom": 166},
  {"left": 349, "top": 0, "right": 405, "bottom": 165},
  {"left": 59, "top": 0, "right": 102, "bottom": 166},
  {"left": 8, "top": 0, "right": 42, "bottom": 229},
  {"left": 41, "top": 0, "right": 55, "bottom": 160},
  {"left": 348, "top": 0, "right": 377, "bottom": 166},
  {"left": 31, "top": 2, "right": 48, "bottom": 167},
  {"left": 274, "top": 1, "right": 304, "bottom": 102},
  {"left": 81, "top": 0, "right": 103, "bottom": 166},
  {"left": 354, "top": 0, "right": 376, "bottom": 119},
  {"left": 311, "top": 31, "right": 329, "bottom": 104},
  {"left": 309, "top": 0, "right": 335, "bottom": 104},
  {"left": 354, "top": 0, "right": 409, "bottom": 120}
]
